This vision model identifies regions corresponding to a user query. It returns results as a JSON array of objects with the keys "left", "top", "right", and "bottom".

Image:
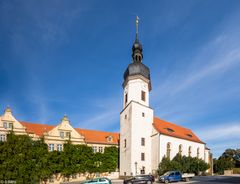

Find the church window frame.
[
  {"left": 124, "top": 139, "right": 127, "bottom": 148},
  {"left": 142, "top": 112, "right": 145, "bottom": 117},
  {"left": 141, "top": 152, "right": 145, "bottom": 161},
  {"left": 166, "top": 142, "right": 171, "bottom": 158},
  {"left": 125, "top": 93, "right": 128, "bottom": 106},
  {"left": 188, "top": 146, "right": 192, "bottom": 157},
  {"left": 179, "top": 144, "right": 183, "bottom": 155},
  {"left": 197, "top": 148, "right": 200, "bottom": 158},
  {"left": 141, "top": 137, "right": 145, "bottom": 146},
  {"left": 141, "top": 91, "right": 146, "bottom": 102}
]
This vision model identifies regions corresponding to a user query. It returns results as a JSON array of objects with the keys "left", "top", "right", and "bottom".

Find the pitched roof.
[
  {"left": 20, "top": 121, "right": 119, "bottom": 145},
  {"left": 153, "top": 117, "right": 204, "bottom": 144},
  {"left": 21, "top": 122, "right": 54, "bottom": 136},
  {"left": 75, "top": 128, "right": 119, "bottom": 145}
]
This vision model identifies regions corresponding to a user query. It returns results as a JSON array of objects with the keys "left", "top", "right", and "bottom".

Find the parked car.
[
  {"left": 124, "top": 175, "right": 153, "bottom": 184},
  {"left": 159, "top": 171, "right": 194, "bottom": 183},
  {"left": 82, "top": 177, "right": 112, "bottom": 184},
  {"left": 137, "top": 175, "right": 155, "bottom": 182}
]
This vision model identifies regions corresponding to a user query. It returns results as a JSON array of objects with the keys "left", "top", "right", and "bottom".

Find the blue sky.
[{"left": 0, "top": 0, "right": 240, "bottom": 157}]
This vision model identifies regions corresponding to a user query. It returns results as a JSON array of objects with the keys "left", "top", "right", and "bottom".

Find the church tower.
[{"left": 120, "top": 17, "right": 153, "bottom": 177}]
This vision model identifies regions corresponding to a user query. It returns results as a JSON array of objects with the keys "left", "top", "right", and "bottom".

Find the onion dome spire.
[{"left": 132, "top": 16, "right": 143, "bottom": 63}]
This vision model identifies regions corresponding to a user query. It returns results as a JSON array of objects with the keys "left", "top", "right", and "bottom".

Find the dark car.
[
  {"left": 138, "top": 175, "right": 155, "bottom": 182},
  {"left": 124, "top": 175, "right": 154, "bottom": 184}
]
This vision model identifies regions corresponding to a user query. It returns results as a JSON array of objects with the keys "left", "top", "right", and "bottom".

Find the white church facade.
[{"left": 119, "top": 18, "right": 211, "bottom": 177}]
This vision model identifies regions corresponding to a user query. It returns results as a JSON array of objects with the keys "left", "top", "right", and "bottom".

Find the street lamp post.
[{"left": 135, "top": 162, "right": 138, "bottom": 175}]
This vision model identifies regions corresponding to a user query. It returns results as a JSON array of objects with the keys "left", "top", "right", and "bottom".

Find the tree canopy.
[
  {"left": 158, "top": 154, "right": 210, "bottom": 175},
  {"left": 213, "top": 148, "right": 239, "bottom": 174}
]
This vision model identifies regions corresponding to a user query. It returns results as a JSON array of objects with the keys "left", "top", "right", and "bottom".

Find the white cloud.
[{"left": 196, "top": 122, "right": 240, "bottom": 142}]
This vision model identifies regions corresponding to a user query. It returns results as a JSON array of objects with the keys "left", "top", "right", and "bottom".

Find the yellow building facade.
[{"left": 0, "top": 107, "right": 119, "bottom": 152}]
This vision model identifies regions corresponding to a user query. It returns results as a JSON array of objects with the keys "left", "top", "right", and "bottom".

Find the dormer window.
[
  {"left": 186, "top": 134, "right": 193, "bottom": 138},
  {"left": 165, "top": 128, "right": 174, "bottom": 133},
  {"left": 60, "top": 132, "right": 64, "bottom": 138},
  {"left": 107, "top": 136, "right": 113, "bottom": 142}
]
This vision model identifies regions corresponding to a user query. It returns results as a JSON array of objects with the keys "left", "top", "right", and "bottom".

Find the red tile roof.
[
  {"left": 21, "top": 122, "right": 54, "bottom": 136},
  {"left": 153, "top": 117, "right": 204, "bottom": 144},
  {"left": 20, "top": 121, "right": 119, "bottom": 145},
  {"left": 76, "top": 128, "right": 119, "bottom": 145},
  {"left": 21, "top": 118, "right": 202, "bottom": 145}
]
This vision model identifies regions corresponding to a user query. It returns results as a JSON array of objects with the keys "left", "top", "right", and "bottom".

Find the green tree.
[
  {"left": 214, "top": 156, "right": 235, "bottom": 174},
  {"left": 0, "top": 132, "right": 49, "bottom": 183},
  {"left": 60, "top": 142, "right": 78, "bottom": 181},
  {"left": 158, "top": 156, "right": 172, "bottom": 175},
  {"left": 102, "top": 146, "right": 119, "bottom": 172},
  {"left": 158, "top": 154, "right": 210, "bottom": 175},
  {"left": 0, "top": 133, "right": 120, "bottom": 182}
]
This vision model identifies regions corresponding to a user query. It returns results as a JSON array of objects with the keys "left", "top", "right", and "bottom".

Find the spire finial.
[
  {"left": 62, "top": 114, "right": 69, "bottom": 123},
  {"left": 136, "top": 16, "right": 139, "bottom": 42}
]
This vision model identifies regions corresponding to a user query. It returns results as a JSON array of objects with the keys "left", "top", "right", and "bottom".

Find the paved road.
[{"left": 112, "top": 175, "right": 240, "bottom": 184}]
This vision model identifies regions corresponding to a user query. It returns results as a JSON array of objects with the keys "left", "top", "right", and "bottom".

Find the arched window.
[
  {"left": 188, "top": 146, "right": 192, "bottom": 157},
  {"left": 166, "top": 142, "right": 171, "bottom": 158},
  {"left": 197, "top": 148, "right": 200, "bottom": 158},
  {"left": 179, "top": 144, "right": 183, "bottom": 155}
]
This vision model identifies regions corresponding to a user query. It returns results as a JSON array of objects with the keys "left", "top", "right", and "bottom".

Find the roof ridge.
[
  {"left": 20, "top": 121, "right": 55, "bottom": 127},
  {"left": 76, "top": 128, "right": 119, "bottom": 134},
  {"left": 154, "top": 117, "right": 191, "bottom": 130},
  {"left": 153, "top": 116, "right": 204, "bottom": 144}
]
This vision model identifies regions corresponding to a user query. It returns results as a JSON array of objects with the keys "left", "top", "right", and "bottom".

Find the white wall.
[
  {"left": 204, "top": 149, "right": 210, "bottom": 164},
  {"left": 120, "top": 102, "right": 153, "bottom": 176},
  {"left": 158, "top": 134, "right": 206, "bottom": 162},
  {"left": 151, "top": 128, "right": 159, "bottom": 173},
  {"left": 120, "top": 104, "right": 132, "bottom": 176},
  {"left": 131, "top": 102, "right": 153, "bottom": 175},
  {"left": 124, "top": 78, "right": 149, "bottom": 107}
]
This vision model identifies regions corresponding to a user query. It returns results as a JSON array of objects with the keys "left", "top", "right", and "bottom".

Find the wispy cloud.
[
  {"left": 151, "top": 10, "right": 240, "bottom": 124},
  {"left": 149, "top": 8, "right": 240, "bottom": 158},
  {"left": 196, "top": 122, "right": 240, "bottom": 142},
  {"left": 75, "top": 94, "right": 122, "bottom": 131},
  {"left": 196, "top": 122, "right": 240, "bottom": 158}
]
